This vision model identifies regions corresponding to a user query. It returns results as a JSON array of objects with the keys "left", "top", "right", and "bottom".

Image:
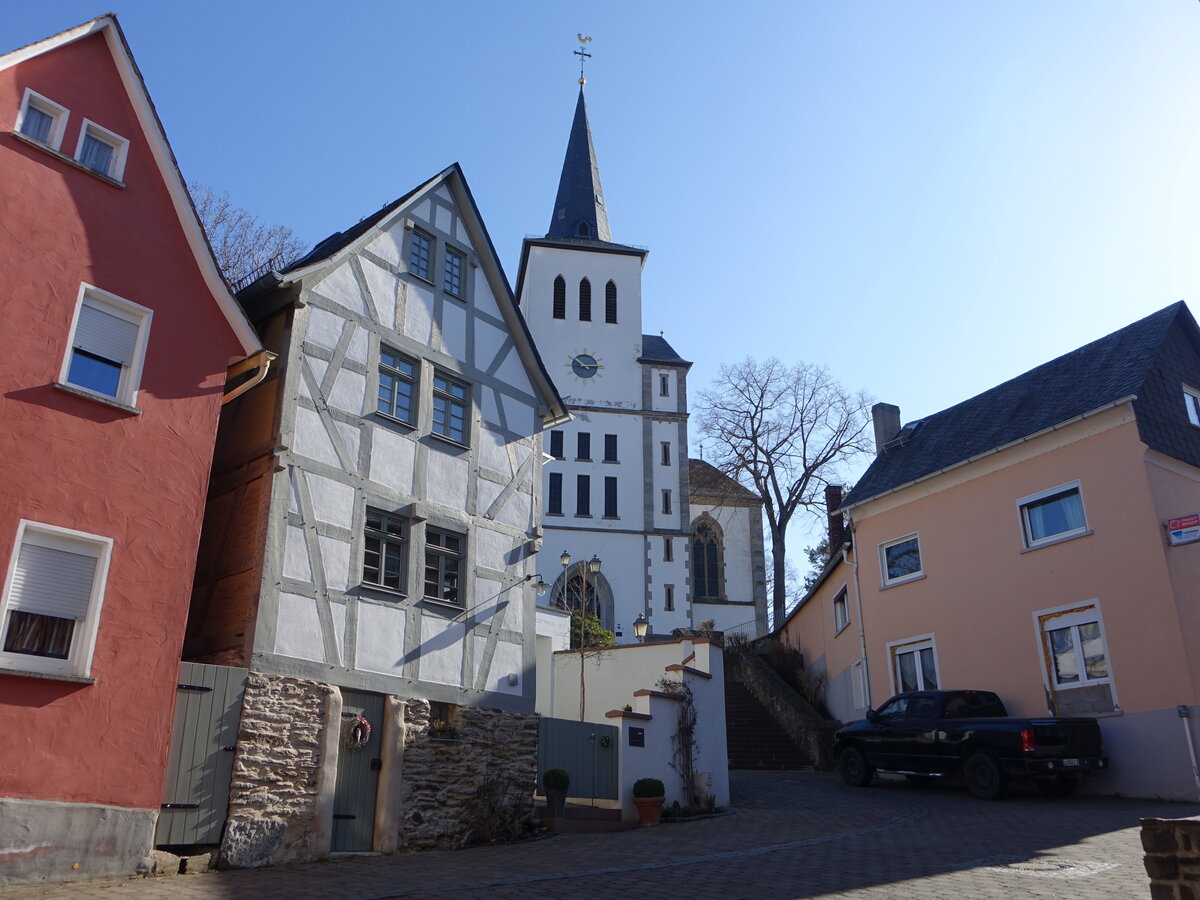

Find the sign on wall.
[{"left": 1167, "top": 514, "right": 1200, "bottom": 546}]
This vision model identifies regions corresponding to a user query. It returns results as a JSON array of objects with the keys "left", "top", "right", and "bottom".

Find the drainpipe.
[
  {"left": 845, "top": 512, "right": 871, "bottom": 710},
  {"left": 1178, "top": 706, "right": 1200, "bottom": 801},
  {"left": 221, "top": 349, "right": 277, "bottom": 405}
]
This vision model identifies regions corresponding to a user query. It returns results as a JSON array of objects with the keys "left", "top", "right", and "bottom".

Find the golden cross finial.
[{"left": 575, "top": 34, "right": 592, "bottom": 85}]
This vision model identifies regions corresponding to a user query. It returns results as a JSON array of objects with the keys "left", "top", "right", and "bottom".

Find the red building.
[{"left": 0, "top": 16, "right": 264, "bottom": 885}]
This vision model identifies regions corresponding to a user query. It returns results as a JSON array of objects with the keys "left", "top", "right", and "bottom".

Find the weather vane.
[{"left": 575, "top": 34, "right": 592, "bottom": 85}]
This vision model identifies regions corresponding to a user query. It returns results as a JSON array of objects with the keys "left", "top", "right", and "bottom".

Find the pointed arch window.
[
  {"left": 579, "top": 278, "right": 592, "bottom": 322},
  {"left": 605, "top": 280, "right": 617, "bottom": 324},
  {"left": 551, "top": 563, "right": 615, "bottom": 631},
  {"left": 553, "top": 276, "right": 566, "bottom": 319},
  {"left": 578, "top": 221, "right": 590, "bottom": 238},
  {"left": 692, "top": 516, "right": 725, "bottom": 601}
]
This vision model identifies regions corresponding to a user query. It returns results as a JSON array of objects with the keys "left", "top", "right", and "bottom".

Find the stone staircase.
[{"left": 724, "top": 679, "right": 815, "bottom": 770}]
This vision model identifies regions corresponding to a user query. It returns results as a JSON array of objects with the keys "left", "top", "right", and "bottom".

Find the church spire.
[{"left": 547, "top": 84, "right": 612, "bottom": 243}]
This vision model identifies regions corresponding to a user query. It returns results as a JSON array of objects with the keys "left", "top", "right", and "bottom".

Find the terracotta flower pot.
[{"left": 633, "top": 795, "right": 664, "bottom": 826}]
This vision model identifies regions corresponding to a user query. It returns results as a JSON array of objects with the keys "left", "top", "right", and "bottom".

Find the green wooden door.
[{"left": 331, "top": 690, "right": 384, "bottom": 852}]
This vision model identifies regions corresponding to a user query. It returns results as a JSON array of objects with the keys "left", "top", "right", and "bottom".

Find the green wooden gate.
[
  {"left": 332, "top": 690, "right": 385, "bottom": 852},
  {"left": 156, "top": 662, "right": 248, "bottom": 846},
  {"left": 537, "top": 717, "right": 618, "bottom": 800}
]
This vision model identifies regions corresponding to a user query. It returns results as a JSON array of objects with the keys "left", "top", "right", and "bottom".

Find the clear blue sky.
[{"left": 9, "top": 1, "right": 1200, "bottom": 550}]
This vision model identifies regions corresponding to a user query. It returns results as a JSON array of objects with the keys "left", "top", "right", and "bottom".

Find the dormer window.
[
  {"left": 1185, "top": 385, "right": 1200, "bottom": 428},
  {"left": 16, "top": 90, "right": 68, "bottom": 150},
  {"left": 74, "top": 120, "right": 129, "bottom": 182}
]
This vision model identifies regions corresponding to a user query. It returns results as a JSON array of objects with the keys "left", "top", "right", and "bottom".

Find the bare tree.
[
  {"left": 189, "top": 183, "right": 307, "bottom": 288},
  {"left": 698, "top": 358, "right": 872, "bottom": 627}
]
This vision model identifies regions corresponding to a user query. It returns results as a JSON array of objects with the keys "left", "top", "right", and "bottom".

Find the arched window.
[
  {"left": 552, "top": 276, "right": 566, "bottom": 319},
  {"left": 692, "top": 515, "right": 725, "bottom": 601},
  {"left": 605, "top": 280, "right": 617, "bottom": 324},
  {"left": 578, "top": 221, "right": 590, "bottom": 237},
  {"left": 551, "top": 563, "right": 615, "bottom": 631},
  {"left": 579, "top": 278, "right": 592, "bottom": 322}
]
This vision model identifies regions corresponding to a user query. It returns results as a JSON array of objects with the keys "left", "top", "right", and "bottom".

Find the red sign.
[{"left": 1169, "top": 514, "right": 1200, "bottom": 531}]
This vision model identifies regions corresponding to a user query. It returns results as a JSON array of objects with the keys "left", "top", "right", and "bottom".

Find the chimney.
[
  {"left": 872, "top": 402, "right": 901, "bottom": 456},
  {"left": 825, "top": 485, "right": 845, "bottom": 551}
]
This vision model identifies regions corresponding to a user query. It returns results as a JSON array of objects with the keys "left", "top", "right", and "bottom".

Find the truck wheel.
[
  {"left": 964, "top": 753, "right": 1007, "bottom": 800},
  {"left": 840, "top": 747, "right": 874, "bottom": 787},
  {"left": 1034, "top": 776, "right": 1078, "bottom": 797}
]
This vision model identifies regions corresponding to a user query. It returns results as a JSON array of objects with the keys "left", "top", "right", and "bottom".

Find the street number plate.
[{"left": 1062, "top": 758, "right": 1079, "bottom": 767}]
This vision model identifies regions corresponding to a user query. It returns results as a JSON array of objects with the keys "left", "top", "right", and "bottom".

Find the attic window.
[
  {"left": 74, "top": 119, "right": 129, "bottom": 182},
  {"left": 1185, "top": 386, "right": 1200, "bottom": 428},
  {"left": 16, "top": 89, "right": 68, "bottom": 150}
]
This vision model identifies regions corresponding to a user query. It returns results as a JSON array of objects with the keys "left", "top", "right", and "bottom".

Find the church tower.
[{"left": 516, "top": 84, "right": 694, "bottom": 642}]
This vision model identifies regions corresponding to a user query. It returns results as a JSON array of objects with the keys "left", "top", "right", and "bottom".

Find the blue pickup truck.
[{"left": 833, "top": 689, "right": 1107, "bottom": 799}]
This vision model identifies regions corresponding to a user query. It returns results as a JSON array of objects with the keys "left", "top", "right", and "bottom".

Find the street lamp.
[{"left": 633, "top": 613, "right": 649, "bottom": 643}]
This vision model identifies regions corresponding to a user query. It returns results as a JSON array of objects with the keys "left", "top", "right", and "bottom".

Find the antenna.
[{"left": 575, "top": 34, "right": 592, "bottom": 85}]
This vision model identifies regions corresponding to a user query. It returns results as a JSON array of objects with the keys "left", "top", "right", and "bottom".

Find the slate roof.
[
  {"left": 843, "top": 302, "right": 1191, "bottom": 509},
  {"left": 547, "top": 88, "right": 612, "bottom": 243},
  {"left": 688, "top": 459, "right": 761, "bottom": 503},
  {"left": 639, "top": 334, "right": 691, "bottom": 367}
]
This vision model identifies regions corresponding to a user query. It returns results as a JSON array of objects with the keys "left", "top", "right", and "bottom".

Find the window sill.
[
  {"left": 407, "top": 272, "right": 435, "bottom": 288},
  {"left": 602, "top": 515, "right": 620, "bottom": 520},
  {"left": 1020, "top": 530, "right": 1093, "bottom": 554},
  {"left": 575, "top": 514, "right": 593, "bottom": 519},
  {"left": 575, "top": 458, "right": 592, "bottom": 463},
  {"left": 834, "top": 622, "right": 851, "bottom": 638},
  {"left": 374, "top": 411, "right": 416, "bottom": 431},
  {"left": 428, "top": 432, "right": 470, "bottom": 452},
  {"left": 603, "top": 459, "right": 619, "bottom": 464},
  {"left": 421, "top": 597, "right": 465, "bottom": 613},
  {"left": 53, "top": 381, "right": 141, "bottom": 415},
  {"left": 546, "top": 511, "right": 564, "bottom": 517},
  {"left": 879, "top": 573, "right": 925, "bottom": 591},
  {"left": 0, "top": 665, "right": 95, "bottom": 685},
  {"left": 12, "top": 131, "right": 126, "bottom": 188},
  {"left": 360, "top": 584, "right": 408, "bottom": 602},
  {"left": 443, "top": 291, "right": 466, "bottom": 303}
]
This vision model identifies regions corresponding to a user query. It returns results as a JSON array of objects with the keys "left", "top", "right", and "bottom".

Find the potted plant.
[
  {"left": 632, "top": 777, "right": 666, "bottom": 826},
  {"left": 543, "top": 768, "right": 569, "bottom": 821}
]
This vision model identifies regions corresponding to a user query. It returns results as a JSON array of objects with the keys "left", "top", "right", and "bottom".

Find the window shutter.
[
  {"left": 9, "top": 542, "right": 98, "bottom": 621},
  {"left": 77, "top": 302, "right": 138, "bottom": 364}
]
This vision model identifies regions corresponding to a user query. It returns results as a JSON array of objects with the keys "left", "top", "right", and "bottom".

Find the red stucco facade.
[{"left": 0, "top": 31, "right": 245, "bottom": 812}]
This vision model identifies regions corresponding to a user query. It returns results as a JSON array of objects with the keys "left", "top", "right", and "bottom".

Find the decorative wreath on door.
[{"left": 346, "top": 715, "right": 372, "bottom": 750}]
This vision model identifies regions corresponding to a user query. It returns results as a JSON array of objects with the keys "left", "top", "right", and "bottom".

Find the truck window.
[
  {"left": 875, "top": 697, "right": 909, "bottom": 721},
  {"left": 909, "top": 696, "right": 937, "bottom": 719}
]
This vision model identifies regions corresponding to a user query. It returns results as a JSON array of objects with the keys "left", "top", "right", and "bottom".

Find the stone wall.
[
  {"left": 220, "top": 673, "right": 337, "bottom": 868},
  {"left": 399, "top": 700, "right": 538, "bottom": 850},
  {"left": 1142, "top": 816, "right": 1200, "bottom": 898}
]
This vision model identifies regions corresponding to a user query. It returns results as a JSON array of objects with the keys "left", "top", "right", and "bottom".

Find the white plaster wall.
[
  {"left": 356, "top": 602, "right": 408, "bottom": 677},
  {"left": 541, "top": 531, "right": 646, "bottom": 637},
  {"left": 425, "top": 450, "right": 469, "bottom": 511},
  {"left": 274, "top": 593, "right": 326, "bottom": 662},
  {"left": 651, "top": 418, "right": 683, "bottom": 532},
  {"left": 691, "top": 501, "right": 761, "bottom": 635},
  {"left": 310, "top": 264, "right": 368, "bottom": 318},
  {"left": 420, "top": 617, "right": 465, "bottom": 686},
  {"left": 646, "top": 551, "right": 692, "bottom": 634},
  {"left": 293, "top": 406, "right": 341, "bottom": 468},
  {"left": 519, "top": 244, "right": 645, "bottom": 408},
  {"left": 650, "top": 369, "right": 680, "bottom": 413},
  {"left": 308, "top": 474, "right": 356, "bottom": 529},
  {"left": 543, "top": 410, "right": 644, "bottom": 526}
]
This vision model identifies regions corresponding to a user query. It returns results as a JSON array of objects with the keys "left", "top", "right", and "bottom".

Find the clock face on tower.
[{"left": 569, "top": 352, "right": 603, "bottom": 380}]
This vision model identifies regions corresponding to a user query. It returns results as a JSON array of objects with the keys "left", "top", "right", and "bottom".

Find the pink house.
[
  {"left": 0, "top": 17, "right": 263, "bottom": 885},
  {"left": 782, "top": 303, "right": 1200, "bottom": 800}
]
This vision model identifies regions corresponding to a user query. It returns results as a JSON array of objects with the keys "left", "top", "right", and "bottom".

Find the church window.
[
  {"left": 553, "top": 276, "right": 566, "bottom": 319},
  {"left": 547, "top": 473, "right": 563, "bottom": 515},
  {"left": 576, "top": 475, "right": 591, "bottom": 516},
  {"left": 443, "top": 246, "right": 465, "bottom": 298},
  {"left": 432, "top": 371, "right": 470, "bottom": 444},
  {"left": 363, "top": 508, "right": 408, "bottom": 594},
  {"left": 605, "top": 281, "right": 617, "bottom": 324},
  {"left": 549, "top": 430, "right": 564, "bottom": 459},
  {"left": 377, "top": 346, "right": 416, "bottom": 424},
  {"left": 409, "top": 228, "right": 432, "bottom": 280},
  {"left": 692, "top": 517, "right": 725, "bottom": 601},
  {"left": 665, "top": 585, "right": 675, "bottom": 612},
  {"left": 578, "top": 221, "right": 590, "bottom": 238},
  {"left": 661, "top": 442, "right": 671, "bottom": 466},
  {"left": 603, "top": 434, "right": 618, "bottom": 462},
  {"left": 661, "top": 490, "right": 672, "bottom": 515},
  {"left": 554, "top": 570, "right": 599, "bottom": 619},
  {"left": 604, "top": 477, "right": 618, "bottom": 518},
  {"left": 423, "top": 529, "right": 464, "bottom": 606},
  {"left": 577, "top": 432, "right": 591, "bottom": 460},
  {"left": 579, "top": 278, "right": 592, "bottom": 321},
  {"left": 659, "top": 374, "right": 670, "bottom": 397}
]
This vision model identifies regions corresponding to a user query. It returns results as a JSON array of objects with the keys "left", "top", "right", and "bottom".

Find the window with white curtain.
[
  {"left": 888, "top": 635, "right": 938, "bottom": 694},
  {"left": 60, "top": 285, "right": 152, "bottom": 407},
  {"left": 73, "top": 119, "right": 129, "bottom": 181},
  {"left": 0, "top": 521, "right": 113, "bottom": 677},
  {"left": 1018, "top": 482, "right": 1088, "bottom": 549},
  {"left": 16, "top": 89, "right": 69, "bottom": 150}
]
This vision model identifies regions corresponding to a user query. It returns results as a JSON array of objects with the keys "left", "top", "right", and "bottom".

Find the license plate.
[{"left": 1062, "top": 758, "right": 1080, "bottom": 767}]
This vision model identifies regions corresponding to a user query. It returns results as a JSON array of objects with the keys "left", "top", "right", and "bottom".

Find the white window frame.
[
  {"left": 59, "top": 284, "right": 153, "bottom": 408},
  {"left": 0, "top": 520, "right": 113, "bottom": 678},
  {"left": 15, "top": 88, "right": 69, "bottom": 151},
  {"left": 1185, "top": 385, "right": 1200, "bottom": 428},
  {"left": 886, "top": 633, "right": 939, "bottom": 695},
  {"left": 1034, "top": 600, "right": 1116, "bottom": 696},
  {"left": 73, "top": 118, "right": 129, "bottom": 182},
  {"left": 1017, "top": 480, "right": 1089, "bottom": 550},
  {"left": 879, "top": 532, "right": 923, "bottom": 587},
  {"left": 832, "top": 586, "right": 850, "bottom": 636}
]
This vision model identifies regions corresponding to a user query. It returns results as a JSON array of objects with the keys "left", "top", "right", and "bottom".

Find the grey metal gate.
[
  {"left": 537, "top": 717, "right": 618, "bottom": 800},
  {"left": 156, "top": 662, "right": 247, "bottom": 846},
  {"left": 331, "top": 690, "right": 385, "bottom": 852}
]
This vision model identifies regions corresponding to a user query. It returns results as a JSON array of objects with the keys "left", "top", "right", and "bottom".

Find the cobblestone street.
[{"left": 2, "top": 771, "right": 1192, "bottom": 899}]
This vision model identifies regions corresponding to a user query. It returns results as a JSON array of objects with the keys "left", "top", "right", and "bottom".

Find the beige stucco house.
[{"left": 782, "top": 302, "right": 1200, "bottom": 800}]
